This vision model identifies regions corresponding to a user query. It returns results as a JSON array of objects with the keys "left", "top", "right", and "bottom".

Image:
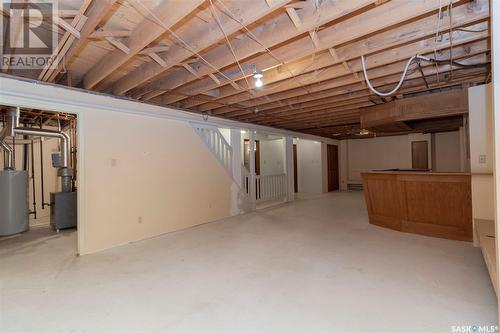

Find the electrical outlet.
[
  {"left": 479, "top": 155, "right": 487, "bottom": 164},
  {"left": 111, "top": 158, "right": 117, "bottom": 167},
  {"left": 138, "top": 216, "right": 143, "bottom": 224}
]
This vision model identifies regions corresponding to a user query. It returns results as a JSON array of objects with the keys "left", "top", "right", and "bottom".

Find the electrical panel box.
[
  {"left": 51, "top": 152, "right": 62, "bottom": 168},
  {"left": 50, "top": 191, "right": 77, "bottom": 230}
]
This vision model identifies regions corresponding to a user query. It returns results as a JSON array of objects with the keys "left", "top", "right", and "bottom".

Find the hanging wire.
[
  {"left": 434, "top": 0, "right": 443, "bottom": 86},
  {"left": 126, "top": 0, "right": 245, "bottom": 91},
  {"left": 214, "top": 0, "right": 312, "bottom": 96},
  {"left": 361, "top": 55, "right": 429, "bottom": 97},
  {"left": 448, "top": 0, "right": 454, "bottom": 81},
  {"left": 361, "top": 53, "right": 487, "bottom": 97},
  {"left": 208, "top": 0, "right": 251, "bottom": 90}
]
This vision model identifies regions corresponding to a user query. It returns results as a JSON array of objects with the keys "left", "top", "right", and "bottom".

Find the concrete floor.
[{"left": 0, "top": 192, "right": 497, "bottom": 332}]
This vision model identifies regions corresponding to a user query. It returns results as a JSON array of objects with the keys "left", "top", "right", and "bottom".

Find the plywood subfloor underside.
[{"left": 0, "top": 192, "right": 496, "bottom": 332}]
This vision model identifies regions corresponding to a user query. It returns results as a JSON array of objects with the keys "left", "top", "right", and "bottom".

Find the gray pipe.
[
  {"left": 9, "top": 107, "right": 73, "bottom": 192},
  {"left": 14, "top": 128, "right": 73, "bottom": 192},
  {"left": 0, "top": 141, "right": 13, "bottom": 170},
  {"left": 0, "top": 113, "right": 14, "bottom": 170},
  {"left": 13, "top": 128, "right": 70, "bottom": 168}
]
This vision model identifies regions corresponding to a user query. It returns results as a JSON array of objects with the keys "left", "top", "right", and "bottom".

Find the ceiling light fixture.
[
  {"left": 253, "top": 70, "right": 263, "bottom": 88},
  {"left": 357, "top": 129, "right": 370, "bottom": 136}
]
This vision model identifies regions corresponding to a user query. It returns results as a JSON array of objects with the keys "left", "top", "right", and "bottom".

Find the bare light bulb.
[
  {"left": 255, "top": 78, "right": 263, "bottom": 88},
  {"left": 253, "top": 71, "right": 264, "bottom": 88}
]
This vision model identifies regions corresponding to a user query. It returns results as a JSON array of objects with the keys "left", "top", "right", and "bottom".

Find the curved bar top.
[{"left": 361, "top": 171, "right": 473, "bottom": 242}]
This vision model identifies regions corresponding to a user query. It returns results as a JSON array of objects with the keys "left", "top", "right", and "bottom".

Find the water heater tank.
[{"left": 0, "top": 170, "right": 29, "bottom": 236}]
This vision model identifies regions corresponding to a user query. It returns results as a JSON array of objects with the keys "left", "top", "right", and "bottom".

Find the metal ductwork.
[
  {"left": 13, "top": 128, "right": 73, "bottom": 193},
  {"left": 10, "top": 107, "right": 73, "bottom": 193},
  {"left": 0, "top": 109, "right": 15, "bottom": 170},
  {"left": 0, "top": 141, "right": 13, "bottom": 170}
]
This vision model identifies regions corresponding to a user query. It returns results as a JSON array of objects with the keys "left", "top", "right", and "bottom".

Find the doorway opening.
[
  {"left": 0, "top": 106, "right": 78, "bottom": 255},
  {"left": 412, "top": 141, "right": 429, "bottom": 170},
  {"left": 327, "top": 144, "right": 339, "bottom": 191},
  {"left": 244, "top": 139, "right": 260, "bottom": 175},
  {"left": 293, "top": 144, "right": 298, "bottom": 192}
]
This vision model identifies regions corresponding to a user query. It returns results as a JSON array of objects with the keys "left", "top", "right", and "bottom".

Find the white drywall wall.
[
  {"left": 469, "top": 84, "right": 493, "bottom": 172},
  {"left": 490, "top": 1, "right": 500, "bottom": 311},
  {"left": 344, "top": 133, "right": 433, "bottom": 182},
  {"left": 346, "top": 136, "right": 407, "bottom": 181},
  {"left": 82, "top": 111, "right": 234, "bottom": 253},
  {"left": 433, "top": 131, "right": 461, "bottom": 172},
  {"left": 468, "top": 84, "right": 494, "bottom": 222},
  {"left": 260, "top": 139, "right": 284, "bottom": 176},
  {"left": 297, "top": 139, "right": 323, "bottom": 193}
]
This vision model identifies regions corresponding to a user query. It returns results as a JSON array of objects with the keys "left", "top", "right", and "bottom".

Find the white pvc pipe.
[{"left": 361, "top": 54, "right": 431, "bottom": 97}]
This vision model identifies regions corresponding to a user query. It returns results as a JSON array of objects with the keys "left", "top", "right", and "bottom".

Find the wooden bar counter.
[{"left": 361, "top": 171, "right": 472, "bottom": 242}]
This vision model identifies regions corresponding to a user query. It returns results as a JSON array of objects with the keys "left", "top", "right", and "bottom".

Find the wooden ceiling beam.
[
  {"left": 90, "top": 29, "right": 132, "bottom": 38},
  {"left": 224, "top": 57, "right": 486, "bottom": 122},
  {"left": 239, "top": 65, "right": 487, "bottom": 122},
  {"left": 148, "top": 53, "right": 168, "bottom": 68},
  {"left": 205, "top": 37, "right": 489, "bottom": 115},
  {"left": 169, "top": 0, "right": 487, "bottom": 111},
  {"left": 40, "top": 0, "right": 117, "bottom": 82},
  {"left": 180, "top": 7, "right": 488, "bottom": 111},
  {"left": 110, "top": 0, "right": 292, "bottom": 95},
  {"left": 238, "top": 67, "right": 482, "bottom": 119},
  {"left": 134, "top": 0, "right": 376, "bottom": 99},
  {"left": 152, "top": 0, "right": 468, "bottom": 106},
  {"left": 39, "top": 0, "right": 92, "bottom": 81},
  {"left": 204, "top": 34, "right": 487, "bottom": 115},
  {"left": 83, "top": 0, "right": 204, "bottom": 90},
  {"left": 105, "top": 37, "right": 130, "bottom": 54},
  {"left": 250, "top": 72, "right": 487, "bottom": 130},
  {"left": 54, "top": 16, "right": 82, "bottom": 39},
  {"left": 231, "top": 68, "right": 485, "bottom": 131},
  {"left": 260, "top": 107, "right": 366, "bottom": 126},
  {"left": 258, "top": 72, "right": 485, "bottom": 128},
  {"left": 264, "top": 113, "right": 362, "bottom": 132},
  {"left": 285, "top": 7, "right": 302, "bottom": 28},
  {"left": 3, "top": 0, "right": 26, "bottom": 73},
  {"left": 246, "top": 98, "right": 373, "bottom": 122}
]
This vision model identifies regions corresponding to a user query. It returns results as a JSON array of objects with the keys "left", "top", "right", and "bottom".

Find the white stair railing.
[
  {"left": 242, "top": 169, "right": 287, "bottom": 203},
  {"left": 256, "top": 174, "right": 287, "bottom": 203},
  {"left": 190, "top": 123, "right": 232, "bottom": 176}
]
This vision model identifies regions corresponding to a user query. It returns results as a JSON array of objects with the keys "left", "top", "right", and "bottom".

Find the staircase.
[
  {"left": 191, "top": 122, "right": 253, "bottom": 212},
  {"left": 190, "top": 122, "right": 233, "bottom": 176}
]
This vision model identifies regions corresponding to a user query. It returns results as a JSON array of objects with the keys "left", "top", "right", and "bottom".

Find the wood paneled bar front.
[{"left": 361, "top": 171, "right": 473, "bottom": 242}]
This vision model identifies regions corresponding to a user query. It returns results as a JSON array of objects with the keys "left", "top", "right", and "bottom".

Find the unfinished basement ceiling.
[{"left": 2, "top": 0, "right": 492, "bottom": 139}]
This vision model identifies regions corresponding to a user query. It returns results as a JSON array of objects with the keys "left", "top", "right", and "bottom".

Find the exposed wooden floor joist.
[{"left": 2, "top": 0, "right": 491, "bottom": 138}]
